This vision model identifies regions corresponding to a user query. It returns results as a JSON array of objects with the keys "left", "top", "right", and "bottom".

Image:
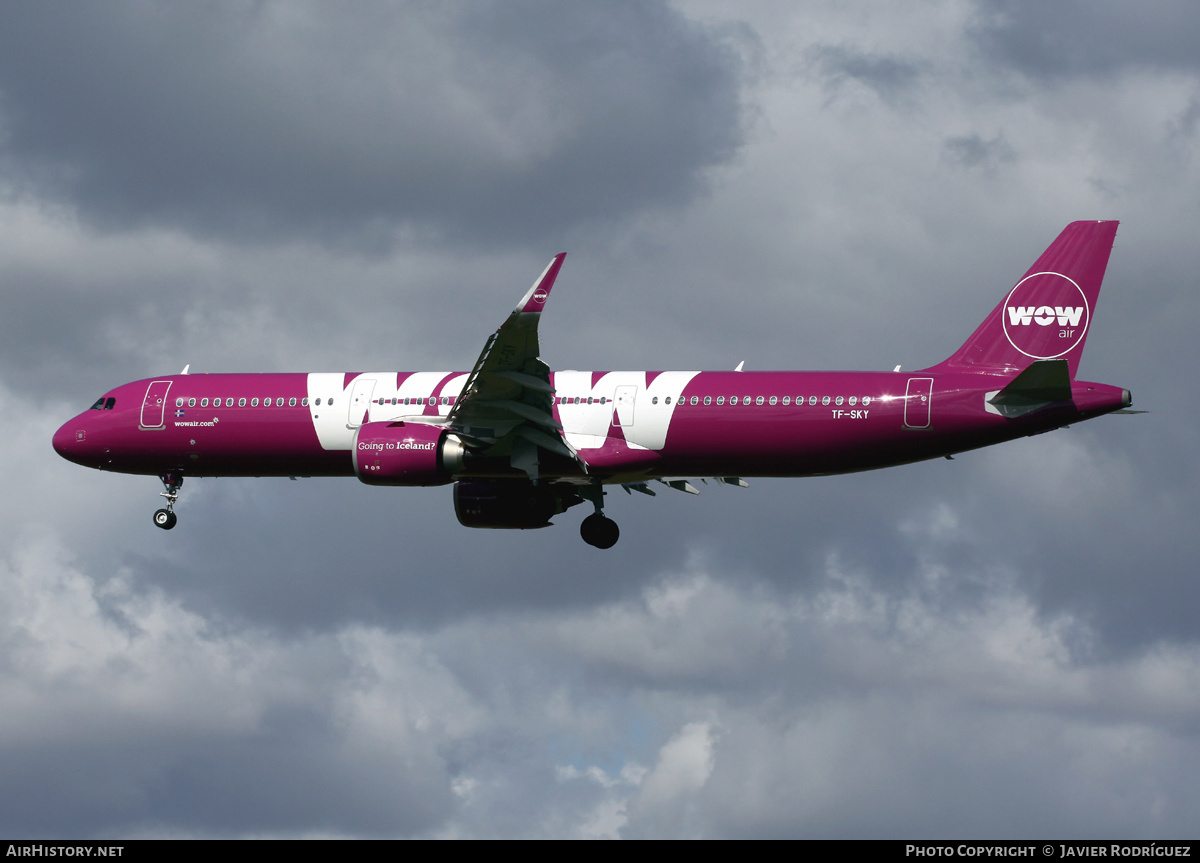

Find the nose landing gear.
[
  {"left": 579, "top": 481, "right": 619, "bottom": 549},
  {"left": 153, "top": 473, "right": 183, "bottom": 530}
]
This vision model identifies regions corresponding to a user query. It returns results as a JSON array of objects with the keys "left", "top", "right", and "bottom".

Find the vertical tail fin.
[{"left": 931, "top": 221, "right": 1119, "bottom": 378}]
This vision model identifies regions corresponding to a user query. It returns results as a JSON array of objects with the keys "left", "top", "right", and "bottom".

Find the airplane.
[{"left": 53, "top": 220, "right": 1132, "bottom": 548}]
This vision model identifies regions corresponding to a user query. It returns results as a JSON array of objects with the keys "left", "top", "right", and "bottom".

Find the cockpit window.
[
  {"left": 91, "top": 397, "right": 116, "bottom": 410},
  {"left": 90, "top": 398, "right": 105, "bottom": 410},
  {"left": 105, "top": 397, "right": 116, "bottom": 410}
]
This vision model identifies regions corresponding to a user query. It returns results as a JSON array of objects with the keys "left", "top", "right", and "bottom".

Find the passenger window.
[
  {"left": 717, "top": 396, "right": 725, "bottom": 405},
  {"left": 809, "top": 396, "right": 818, "bottom": 405},
  {"left": 704, "top": 396, "right": 711, "bottom": 405},
  {"left": 835, "top": 396, "right": 844, "bottom": 406},
  {"left": 769, "top": 396, "right": 777, "bottom": 405},
  {"left": 743, "top": 396, "right": 751, "bottom": 405},
  {"left": 822, "top": 396, "right": 831, "bottom": 405},
  {"left": 289, "top": 397, "right": 297, "bottom": 407},
  {"left": 327, "top": 398, "right": 334, "bottom": 406},
  {"left": 690, "top": 396, "right": 698, "bottom": 405},
  {"left": 188, "top": 398, "right": 196, "bottom": 407},
  {"left": 862, "top": 396, "right": 872, "bottom": 406},
  {"left": 276, "top": 398, "right": 284, "bottom": 407},
  {"left": 238, "top": 398, "right": 246, "bottom": 407},
  {"left": 848, "top": 396, "right": 857, "bottom": 406},
  {"left": 652, "top": 396, "right": 658, "bottom": 405},
  {"left": 176, "top": 398, "right": 185, "bottom": 407},
  {"left": 251, "top": 398, "right": 259, "bottom": 407},
  {"left": 315, "top": 398, "right": 321, "bottom": 406},
  {"left": 303, "top": 397, "right": 310, "bottom": 406},
  {"left": 665, "top": 397, "right": 672, "bottom": 405},
  {"left": 756, "top": 396, "right": 765, "bottom": 406},
  {"left": 782, "top": 396, "right": 790, "bottom": 405},
  {"left": 201, "top": 398, "right": 209, "bottom": 407}
]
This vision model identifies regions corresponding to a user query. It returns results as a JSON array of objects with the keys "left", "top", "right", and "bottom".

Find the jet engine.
[
  {"left": 454, "top": 479, "right": 582, "bottom": 529},
  {"left": 353, "top": 421, "right": 466, "bottom": 486}
]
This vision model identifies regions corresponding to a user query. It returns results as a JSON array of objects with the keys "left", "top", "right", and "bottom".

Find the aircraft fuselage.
[{"left": 54, "top": 369, "right": 1129, "bottom": 481}]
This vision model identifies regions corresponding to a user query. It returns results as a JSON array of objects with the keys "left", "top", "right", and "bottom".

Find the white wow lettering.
[{"left": 1007, "top": 306, "right": 1084, "bottom": 327}]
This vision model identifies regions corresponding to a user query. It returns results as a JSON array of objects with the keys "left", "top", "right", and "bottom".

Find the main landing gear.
[
  {"left": 153, "top": 472, "right": 183, "bottom": 530},
  {"left": 579, "top": 481, "right": 619, "bottom": 549}
]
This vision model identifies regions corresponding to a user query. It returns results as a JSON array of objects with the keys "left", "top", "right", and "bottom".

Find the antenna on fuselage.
[
  {"left": 734, "top": 361, "right": 745, "bottom": 372},
  {"left": 181, "top": 364, "right": 191, "bottom": 375}
]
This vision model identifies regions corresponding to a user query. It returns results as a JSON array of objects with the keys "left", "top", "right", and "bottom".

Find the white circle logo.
[{"left": 1001, "top": 271, "right": 1090, "bottom": 360}]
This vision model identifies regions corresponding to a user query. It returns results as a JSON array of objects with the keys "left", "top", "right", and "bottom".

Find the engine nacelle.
[
  {"left": 353, "top": 421, "right": 465, "bottom": 486},
  {"left": 454, "top": 480, "right": 582, "bottom": 529}
]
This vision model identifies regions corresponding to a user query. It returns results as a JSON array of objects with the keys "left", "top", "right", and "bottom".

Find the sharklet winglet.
[{"left": 514, "top": 253, "right": 566, "bottom": 314}]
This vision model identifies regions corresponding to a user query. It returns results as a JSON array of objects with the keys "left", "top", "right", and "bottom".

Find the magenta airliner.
[{"left": 54, "top": 221, "right": 1131, "bottom": 548}]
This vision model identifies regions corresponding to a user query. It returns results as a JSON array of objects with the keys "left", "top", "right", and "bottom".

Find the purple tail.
[{"left": 931, "top": 221, "right": 1119, "bottom": 379}]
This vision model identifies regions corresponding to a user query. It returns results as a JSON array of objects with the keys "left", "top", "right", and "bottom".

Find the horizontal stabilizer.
[{"left": 986, "top": 359, "right": 1071, "bottom": 418}]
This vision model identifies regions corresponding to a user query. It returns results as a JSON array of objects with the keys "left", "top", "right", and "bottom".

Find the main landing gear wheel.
[
  {"left": 580, "top": 513, "right": 619, "bottom": 549},
  {"left": 153, "top": 508, "right": 178, "bottom": 530}
]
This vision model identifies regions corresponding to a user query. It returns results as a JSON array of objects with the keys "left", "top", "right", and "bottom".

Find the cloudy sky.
[{"left": 2, "top": 0, "right": 1198, "bottom": 838}]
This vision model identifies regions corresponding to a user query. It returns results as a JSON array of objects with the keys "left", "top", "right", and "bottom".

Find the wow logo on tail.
[
  {"left": 933, "top": 220, "right": 1117, "bottom": 378},
  {"left": 1002, "top": 271, "right": 1090, "bottom": 360}
]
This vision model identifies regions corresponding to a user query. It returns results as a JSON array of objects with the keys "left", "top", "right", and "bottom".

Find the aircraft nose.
[{"left": 53, "top": 418, "right": 89, "bottom": 464}]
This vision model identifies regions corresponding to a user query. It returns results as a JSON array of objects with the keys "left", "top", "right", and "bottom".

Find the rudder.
[{"left": 931, "top": 220, "right": 1119, "bottom": 379}]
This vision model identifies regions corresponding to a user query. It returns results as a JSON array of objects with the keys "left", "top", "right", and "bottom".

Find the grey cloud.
[
  {"left": 0, "top": 1, "right": 743, "bottom": 249},
  {"left": 808, "top": 44, "right": 924, "bottom": 105},
  {"left": 973, "top": 0, "right": 1200, "bottom": 80},
  {"left": 942, "top": 133, "right": 1017, "bottom": 170},
  {"left": 7, "top": 537, "right": 1198, "bottom": 837}
]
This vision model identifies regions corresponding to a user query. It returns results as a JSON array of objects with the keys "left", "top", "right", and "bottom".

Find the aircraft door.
[
  {"left": 139, "top": 380, "right": 173, "bottom": 429},
  {"left": 614, "top": 385, "right": 637, "bottom": 427},
  {"left": 903, "top": 377, "right": 933, "bottom": 429},
  {"left": 347, "top": 378, "right": 376, "bottom": 429}
]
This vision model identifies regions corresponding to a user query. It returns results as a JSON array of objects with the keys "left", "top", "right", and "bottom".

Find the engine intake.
[{"left": 353, "top": 422, "right": 465, "bottom": 486}]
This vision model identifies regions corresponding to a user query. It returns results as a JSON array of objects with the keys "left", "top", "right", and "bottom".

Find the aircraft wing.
[{"left": 447, "top": 254, "right": 581, "bottom": 481}]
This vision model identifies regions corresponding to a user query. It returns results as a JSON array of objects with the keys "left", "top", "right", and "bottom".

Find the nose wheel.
[
  {"left": 578, "top": 480, "right": 619, "bottom": 548},
  {"left": 154, "top": 473, "right": 183, "bottom": 530}
]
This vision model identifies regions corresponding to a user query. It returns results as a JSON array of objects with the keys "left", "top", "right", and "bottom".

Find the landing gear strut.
[
  {"left": 579, "top": 481, "right": 619, "bottom": 549},
  {"left": 153, "top": 472, "right": 183, "bottom": 530}
]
